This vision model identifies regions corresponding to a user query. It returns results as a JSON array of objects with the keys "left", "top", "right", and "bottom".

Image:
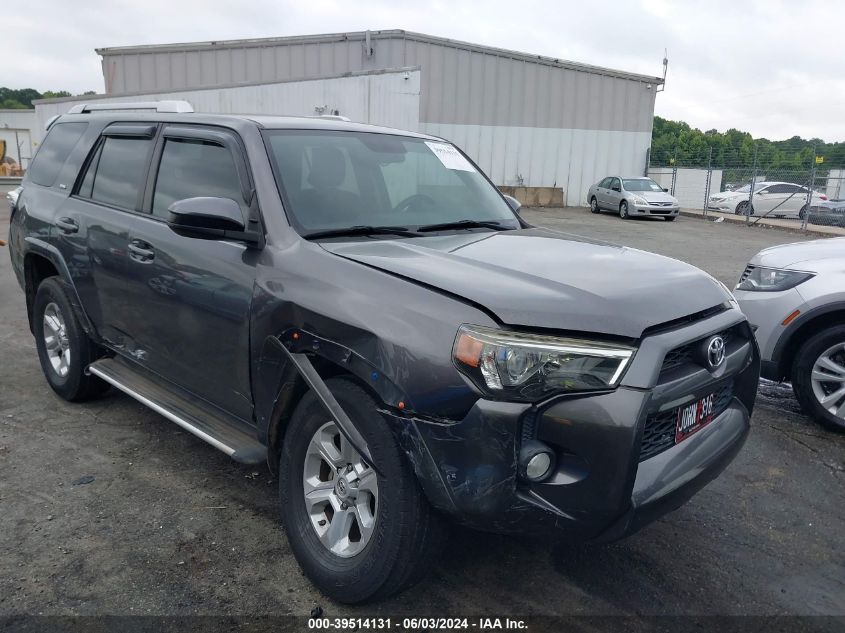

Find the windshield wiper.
[
  {"left": 416, "top": 219, "right": 510, "bottom": 233},
  {"left": 303, "top": 225, "right": 420, "bottom": 240}
]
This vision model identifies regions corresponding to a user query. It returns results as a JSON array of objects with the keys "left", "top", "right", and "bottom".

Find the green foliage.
[
  {"left": 0, "top": 87, "right": 95, "bottom": 109},
  {"left": 651, "top": 116, "right": 844, "bottom": 170}
]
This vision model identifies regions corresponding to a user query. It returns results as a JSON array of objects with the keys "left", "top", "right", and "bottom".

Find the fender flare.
[
  {"left": 23, "top": 236, "right": 98, "bottom": 339},
  {"left": 771, "top": 301, "right": 845, "bottom": 370}
]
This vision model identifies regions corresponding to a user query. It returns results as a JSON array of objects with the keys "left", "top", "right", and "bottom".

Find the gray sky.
[{"left": 4, "top": 0, "right": 840, "bottom": 141}]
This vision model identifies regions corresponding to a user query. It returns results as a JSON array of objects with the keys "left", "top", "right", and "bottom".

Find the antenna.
[{"left": 656, "top": 49, "right": 668, "bottom": 93}]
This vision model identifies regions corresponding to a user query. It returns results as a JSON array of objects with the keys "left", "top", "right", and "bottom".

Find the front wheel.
[
  {"left": 33, "top": 277, "right": 107, "bottom": 401},
  {"left": 590, "top": 197, "right": 600, "bottom": 214},
  {"left": 735, "top": 201, "right": 753, "bottom": 216},
  {"left": 792, "top": 326, "right": 845, "bottom": 432},
  {"left": 619, "top": 200, "right": 629, "bottom": 219},
  {"left": 279, "top": 378, "right": 445, "bottom": 603}
]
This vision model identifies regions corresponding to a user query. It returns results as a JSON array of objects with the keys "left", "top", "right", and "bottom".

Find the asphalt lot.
[{"left": 0, "top": 205, "right": 843, "bottom": 620}]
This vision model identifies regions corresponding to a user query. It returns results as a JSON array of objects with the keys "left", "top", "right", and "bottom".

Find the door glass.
[
  {"left": 152, "top": 138, "right": 246, "bottom": 219},
  {"left": 79, "top": 136, "right": 153, "bottom": 210}
]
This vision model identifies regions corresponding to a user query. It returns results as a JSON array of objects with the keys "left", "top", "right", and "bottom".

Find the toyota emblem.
[{"left": 706, "top": 335, "right": 726, "bottom": 369}]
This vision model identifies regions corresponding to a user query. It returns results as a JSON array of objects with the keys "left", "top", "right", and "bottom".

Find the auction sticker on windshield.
[{"left": 425, "top": 141, "right": 476, "bottom": 171}]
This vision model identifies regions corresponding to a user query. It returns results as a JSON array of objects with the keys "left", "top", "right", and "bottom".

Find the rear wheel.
[
  {"left": 735, "top": 201, "right": 753, "bottom": 216},
  {"left": 279, "top": 378, "right": 445, "bottom": 603},
  {"left": 33, "top": 277, "right": 107, "bottom": 401},
  {"left": 792, "top": 326, "right": 845, "bottom": 432},
  {"left": 619, "top": 200, "right": 629, "bottom": 219},
  {"left": 590, "top": 197, "right": 600, "bottom": 214}
]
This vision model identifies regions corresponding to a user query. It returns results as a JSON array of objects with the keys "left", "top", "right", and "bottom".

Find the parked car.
[
  {"left": 807, "top": 199, "right": 845, "bottom": 227},
  {"left": 9, "top": 102, "right": 759, "bottom": 603},
  {"left": 734, "top": 238, "right": 845, "bottom": 431},
  {"left": 707, "top": 181, "right": 827, "bottom": 218},
  {"left": 587, "top": 176, "right": 680, "bottom": 220}
]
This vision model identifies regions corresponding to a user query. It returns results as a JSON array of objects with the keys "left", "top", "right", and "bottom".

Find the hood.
[
  {"left": 320, "top": 228, "right": 731, "bottom": 339},
  {"left": 753, "top": 237, "right": 845, "bottom": 270},
  {"left": 636, "top": 191, "right": 677, "bottom": 204}
]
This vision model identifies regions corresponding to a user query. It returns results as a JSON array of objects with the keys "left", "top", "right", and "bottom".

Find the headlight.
[
  {"left": 453, "top": 325, "right": 635, "bottom": 401},
  {"left": 632, "top": 195, "right": 649, "bottom": 205},
  {"left": 735, "top": 266, "right": 814, "bottom": 292}
]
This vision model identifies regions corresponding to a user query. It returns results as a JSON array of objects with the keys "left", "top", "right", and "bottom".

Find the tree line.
[
  {"left": 650, "top": 116, "right": 845, "bottom": 171},
  {"left": 0, "top": 87, "right": 96, "bottom": 110}
]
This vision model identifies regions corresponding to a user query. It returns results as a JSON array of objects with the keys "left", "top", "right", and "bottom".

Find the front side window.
[
  {"left": 77, "top": 136, "right": 153, "bottom": 210},
  {"left": 622, "top": 178, "right": 664, "bottom": 192},
  {"left": 264, "top": 130, "right": 519, "bottom": 234},
  {"left": 609, "top": 178, "right": 621, "bottom": 190},
  {"left": 152, "top": 138, "right": 247, "bottom": 219},
  {"left": 29, "top": 122, "right": 88, "bottom": 187},
  {"left": 599, "top": 177, "right": 612, "bottom": 188}
]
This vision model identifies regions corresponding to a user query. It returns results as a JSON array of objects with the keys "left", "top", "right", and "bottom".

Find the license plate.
[{"left": 675, "top": 393, "right": 716, "bottom": 443}]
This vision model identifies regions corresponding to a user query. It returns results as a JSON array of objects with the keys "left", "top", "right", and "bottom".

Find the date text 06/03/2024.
[{"left": 308, "top": 617, "right": 528, "bottom": 630}]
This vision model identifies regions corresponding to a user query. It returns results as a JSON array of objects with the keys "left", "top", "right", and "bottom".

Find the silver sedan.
[{"left": 587, "top": 176, "right": 680, "bottom": 220}]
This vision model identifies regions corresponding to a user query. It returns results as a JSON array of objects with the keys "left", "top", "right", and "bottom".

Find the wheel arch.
[{"left": 773, "top": 304, "right": 845, "bottom": 380}]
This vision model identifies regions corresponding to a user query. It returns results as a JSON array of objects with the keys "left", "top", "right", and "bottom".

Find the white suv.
[{"left": 734, "top": 237, "right": 845, "bottom": 430}]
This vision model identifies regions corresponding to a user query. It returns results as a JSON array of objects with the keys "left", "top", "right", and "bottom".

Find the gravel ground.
[{"left": 0, "top": 206, "right": 843, "bottom": 621}]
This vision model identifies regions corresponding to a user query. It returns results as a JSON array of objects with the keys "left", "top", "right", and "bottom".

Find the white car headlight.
[
  {"left": 735, "top": 266, "right": 814, "bottom": 292},
  {"left": 632, "top": 195, "right": 649, "bottom": 205},
  {"left": 453, "top": 325, "right": 635, "bottom": 402}
]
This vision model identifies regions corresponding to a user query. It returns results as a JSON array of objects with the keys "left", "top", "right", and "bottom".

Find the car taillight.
[{"left": 820, "top": 195, "right": 828, "bottom": 200}]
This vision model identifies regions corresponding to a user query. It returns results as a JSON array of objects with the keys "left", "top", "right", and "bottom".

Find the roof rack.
[{"left": 67, "top": 100, "right": 194, "bottom": 114}]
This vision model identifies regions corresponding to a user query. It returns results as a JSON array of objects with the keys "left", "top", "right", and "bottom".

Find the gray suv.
[
  {"left": 735, "top": 237, "right": 845, "bottom": 431},
  {"left": 8, "top": 101, "right": 758, "bottom": 603}
]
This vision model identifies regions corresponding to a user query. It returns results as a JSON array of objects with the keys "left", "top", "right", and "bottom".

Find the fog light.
[
  {"left": 526, "top": 453, "right": 551, "bottom": 480},
  {"left": 519, "top": 440, "right": 556, "bottom": 482}
]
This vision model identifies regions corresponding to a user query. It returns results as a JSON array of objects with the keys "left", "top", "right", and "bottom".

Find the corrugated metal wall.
[
  {"left": 33, "top": 70, "right": 421, "bottom": 145},
  {"left": 99, "top": 31, "right": 658, "bottom": 133},
  {"left": 0, "top": 109, "right": 37, "bottom": 169}
]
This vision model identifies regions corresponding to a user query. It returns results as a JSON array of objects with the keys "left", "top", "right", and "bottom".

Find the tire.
[
  {"left": 33, "top": 277, "right": 107, "bottom": 401},
  {"left": 792, "top": 325, "right": 845, "bottom": 432},
  {"left": 735, "top": 201, "right": 753, "bottom": 216},
  {"left": 589, "top": 197, "right": 600, "bottom": 214},
  {"left": 279, "top": 378, "right": 445, "bottom": 603},
  {"left": 619, "top": 200, "right": 629, "bottom": 219},
  {"left": 665, "top": 216, "right": 676, "bottom": 222}
]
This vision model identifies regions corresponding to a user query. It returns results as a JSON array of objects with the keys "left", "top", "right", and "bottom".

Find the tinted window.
[
  {"left": 152, "top": 138, "right": 246, "bottom": 219},
  {"left": 78, "top": 136, "right": 152, "bottom": 210},
  {"left": 28, "top": 122, "right": 88, "bottom": 187}
]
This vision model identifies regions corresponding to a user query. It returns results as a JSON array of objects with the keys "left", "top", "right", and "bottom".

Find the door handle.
[
  {"left": 128, "top": 239, "right": 155, "bottom": 263},
  {"left": 55, "top": 217, "right": 79, "bottom": 234}
]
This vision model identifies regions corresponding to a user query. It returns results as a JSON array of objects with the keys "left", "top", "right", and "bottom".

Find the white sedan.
[{"left": 707, "top": 181, "right": 827, "bottom": 219}]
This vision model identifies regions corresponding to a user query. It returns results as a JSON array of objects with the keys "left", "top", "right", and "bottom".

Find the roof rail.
[{"left": 67, "top": 100, "right": 194, "bottom": 114}]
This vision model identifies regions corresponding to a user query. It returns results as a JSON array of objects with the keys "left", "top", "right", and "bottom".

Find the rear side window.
[
  {"left": 28, "top": 122, "right": 88, "bottom": 187},
  {"left": 77, "top": 136, "right": 153, "bottom": 210},
  {"left": 152, "top": 138, "right": 247, "bottom": 219}
]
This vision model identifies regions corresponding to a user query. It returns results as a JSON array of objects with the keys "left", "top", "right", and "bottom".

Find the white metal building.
[{"left": 32, "top": 30, "right": 664, "bottom": 205}]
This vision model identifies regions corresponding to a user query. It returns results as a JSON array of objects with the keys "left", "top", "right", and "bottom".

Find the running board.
[{"left": 88, "top": 357, "right": 266, "bottom": 464}]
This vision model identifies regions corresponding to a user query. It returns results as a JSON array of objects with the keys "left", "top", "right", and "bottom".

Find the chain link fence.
[{"left": 648, "top": 144, "right": 845, "bottom": 231}]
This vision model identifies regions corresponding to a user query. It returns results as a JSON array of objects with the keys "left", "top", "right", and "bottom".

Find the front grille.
[
  {"left": 659, "top": 324, "right": 743, "bottom": 377},
  {"left": 639, "top": 381, "right": 734, "bottom": 462},
  {"left": 650, "top": 201, "right": 674, "bottom": 207}
]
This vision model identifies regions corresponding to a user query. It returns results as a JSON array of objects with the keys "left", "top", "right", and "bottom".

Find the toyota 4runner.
[{"left": 7, "top": 101, "right": 760, "bottom": 603}]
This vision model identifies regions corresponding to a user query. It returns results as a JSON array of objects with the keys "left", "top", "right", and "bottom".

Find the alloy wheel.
[
  {"left": 302, "top": 421, "right": 379, "bottom": 558},
  {"left": 42, "top": 302, "right": 71, "bottom": 378},
  {"left": 620, "top": 201, "right": 628, "bottom": 219},
  {"left": 810, "top": 343, "right": 845, "bottom": 420}
]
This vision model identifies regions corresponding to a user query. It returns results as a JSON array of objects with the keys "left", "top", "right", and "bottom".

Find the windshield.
[
  {"left": 264, "top": 130, "right": 520, "bottom": 235},
  {"left": 734, "top": 183, "right": 767, "bottom": 193},
  {"left": 622, "top": 178, "right": 664, "bottom": 192}
]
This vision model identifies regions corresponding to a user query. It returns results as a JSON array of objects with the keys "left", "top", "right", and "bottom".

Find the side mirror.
[
  {"left": 611, "top": 186, "right": 621, "bottom": 192},
  {"left": 503, "top": 194, "right": 522, "bottom": 213},
  {"left": 663, "top": 188, "right": 669, "bottom": 193},
  {"left": 168, "top": 197, "right": 259, "bottom": 244}
]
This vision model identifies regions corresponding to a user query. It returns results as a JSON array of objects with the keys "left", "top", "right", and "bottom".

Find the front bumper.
[
  {"left": 734, "top": 286, "right": 806, "bottom": 372},
  {"left": 632, "top": 203, "right": 679, "bottom": 216},
  {"left": 387, "top": 309, "right": 759, "bottom": 540}
]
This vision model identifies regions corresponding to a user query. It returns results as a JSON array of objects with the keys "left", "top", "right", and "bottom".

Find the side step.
[{"left": 88, "top": 357, "right": 266, "bottom": 464}]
